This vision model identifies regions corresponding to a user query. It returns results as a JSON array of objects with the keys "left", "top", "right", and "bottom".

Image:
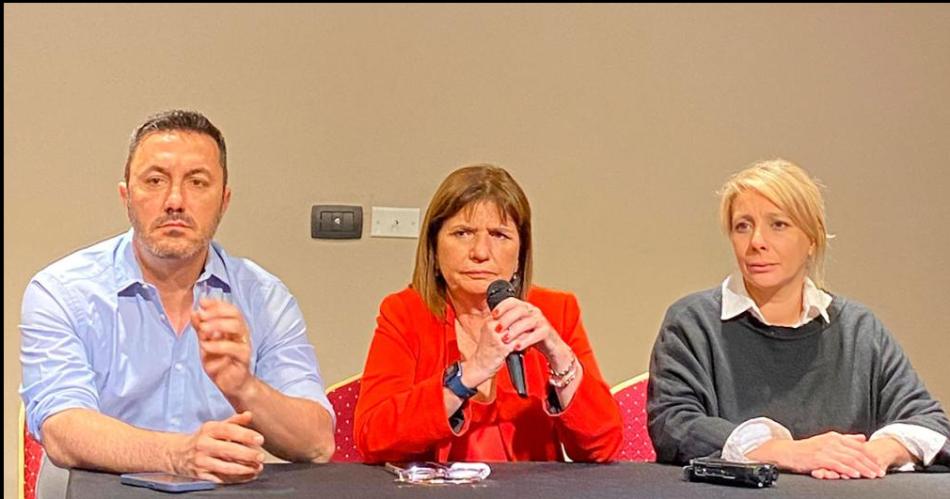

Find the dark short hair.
[
  {"left": 124, "top": 110, "right": 227, "bottom": 185},
  {"left": 412, "top": 163, "right": 533, "bottom": 317}
]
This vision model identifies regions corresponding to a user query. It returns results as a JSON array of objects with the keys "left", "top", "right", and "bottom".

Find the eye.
[
  {"left": 771, "top": 220, "right": 791, "bottom": 230},
  {"left": 490, "top": 230, "right": 512, "bottom": 240},
  {"left": 189, "top": 177, "right": 210, "bottom": 188},
  {"left": 732, "top": 221, "right": 751, "bottom": 233},
  {"left": 452, "top": 229, "right": 472, "bottom": 238},
  {"left": 144, "top": 176, "right": 166, "bottom": 187}
]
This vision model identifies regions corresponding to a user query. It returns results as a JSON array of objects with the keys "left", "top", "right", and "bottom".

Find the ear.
[
  {"left": 118, "top": 181, "right": 129, "bottom": 206},
  {"left": 221, "top": 186, "right": 232, "bottom": 214}
]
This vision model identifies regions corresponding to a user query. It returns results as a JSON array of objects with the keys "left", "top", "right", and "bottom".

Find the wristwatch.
[{"left": 443, "top": 361, "right": 478, "bottom": 400}]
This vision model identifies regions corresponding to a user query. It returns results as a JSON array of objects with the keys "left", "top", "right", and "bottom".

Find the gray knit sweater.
[{"left": 647, "top": 287, "right": 950, "bottom": 466}]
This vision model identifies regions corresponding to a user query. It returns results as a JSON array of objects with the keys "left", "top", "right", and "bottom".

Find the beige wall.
[{"left": 5, "top": 4, "right": 949, "bottom": 495}]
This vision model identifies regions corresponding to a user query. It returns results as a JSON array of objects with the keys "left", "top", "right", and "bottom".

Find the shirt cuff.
[
  {"left": 448, "top": 405, "right": 466, "bottom": 434},
  {"left": 722, "top": 417, "right": 793, "bottom": 462},
  {"left": 870, "top": 423, "right": 948, "bottom": 469}
]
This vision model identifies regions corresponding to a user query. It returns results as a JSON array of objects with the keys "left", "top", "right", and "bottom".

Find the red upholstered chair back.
[
  {"left": 326, "top": 375, "right": 364, "bottom": 463},
  {"left": 610, "top": 373, "right": 657, "bottom": 462},
  {"left": 20, "top": 403, "right": 43, "bottom": 499}
]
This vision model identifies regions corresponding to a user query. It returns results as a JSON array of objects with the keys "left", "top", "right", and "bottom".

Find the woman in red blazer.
[{"left": 354, "top": 163, "right": 622, "bottom": 463}]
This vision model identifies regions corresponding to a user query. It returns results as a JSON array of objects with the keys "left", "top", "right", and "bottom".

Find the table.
[{"left": 66, "top": 462, "right": 950, "bottom": 499}]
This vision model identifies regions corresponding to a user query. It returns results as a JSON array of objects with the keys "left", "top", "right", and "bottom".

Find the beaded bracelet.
[
  {"left": 549, "top": 365, "right": 578, "bottom": 388},
  {"left": 548, "top": 355, "right": 578, "bottom": 388},
  {"left": 548, "top": 355, "right": 577, "bottom": 378}
]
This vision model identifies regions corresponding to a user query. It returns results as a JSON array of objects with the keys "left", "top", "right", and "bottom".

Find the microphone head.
[{"left": 486, "top": 279, "right": 516, "bottom": 310}]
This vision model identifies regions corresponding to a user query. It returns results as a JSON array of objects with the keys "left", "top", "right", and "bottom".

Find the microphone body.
[{"left": 487, "top": 279, "right": 528, "bottom": 398}]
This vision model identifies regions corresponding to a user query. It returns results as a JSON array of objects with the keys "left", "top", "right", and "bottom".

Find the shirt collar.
[
  {"left": 114, "top": 229, "right": 144, "bottom": 292},
  {"left": 198, "top": 242, "right": 231, "bottom": 291},
  {"left": 113, "top": 228, "right": 231, "bottom": 294},
  {"left": 721, "top": 271, "right": 832, "bottom": 327}
]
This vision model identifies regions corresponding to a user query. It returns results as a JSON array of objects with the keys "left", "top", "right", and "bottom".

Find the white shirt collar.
[{"left": 720, "top": 271, "right": 832, "bottom": 327}]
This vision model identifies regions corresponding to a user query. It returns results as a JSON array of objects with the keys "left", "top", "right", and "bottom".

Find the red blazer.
[{"left": 354, "top": 286, "right": 622, "bottom": 463}]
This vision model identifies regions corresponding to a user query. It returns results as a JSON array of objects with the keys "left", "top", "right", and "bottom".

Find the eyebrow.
[
  {"left": 138, "top": 165, "right": 168, "bottom": 176},
  {"left": 731, "top": 211, "right": 789, "bottom": 222},
  {"left": 444, "top": 222, "right": 516, "bottom": 232},
  {"left": 184, "top": 168, "right": 212, "bottom": 177},
  {"left": 138, "top": 165, "right": 212, "bottom": 177}
]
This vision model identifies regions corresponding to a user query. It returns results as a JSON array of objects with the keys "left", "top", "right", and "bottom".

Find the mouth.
[
  {"left": 461, "top": 271, "right": 496, "bottom": 279},
  {"left": 158, "top": 221, "right": 191, "bottom": 229},
  {"left": 747, "top": 263, "right": 777, "bottom": 273}
]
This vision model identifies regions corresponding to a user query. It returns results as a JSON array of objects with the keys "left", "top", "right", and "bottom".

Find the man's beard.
[{"left": 128, "top": 204, "right": 223, "bottom": 260}]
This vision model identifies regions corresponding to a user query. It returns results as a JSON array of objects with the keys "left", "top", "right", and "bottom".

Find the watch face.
[{"left": 443, "top": 361, "right": 460, "bottom": 384}]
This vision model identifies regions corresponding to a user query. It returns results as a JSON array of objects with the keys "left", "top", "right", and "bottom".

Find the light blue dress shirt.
[{"left": 20, "top": 229, "right": 333, "bottom": 442}]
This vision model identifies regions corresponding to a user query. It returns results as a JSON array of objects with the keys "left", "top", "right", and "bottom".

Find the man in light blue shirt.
[{"left": 20, "top": 110, "right": 336, "bottom": 486}]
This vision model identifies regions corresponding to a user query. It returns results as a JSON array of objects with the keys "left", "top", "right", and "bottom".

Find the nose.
[
  {"left": 469, "top": 232, "right": 490, "bottom": 261},
  {"left": 163, "top": 183, "right": 185, "bottom": 212},
  {"left": 750, "top": 226, "right": 768, "bottom": 250}
]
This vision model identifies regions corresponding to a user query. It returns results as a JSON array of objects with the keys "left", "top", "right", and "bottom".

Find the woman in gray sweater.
[{"left": 647, "top": 159, "right": 949, "bottom": 479}]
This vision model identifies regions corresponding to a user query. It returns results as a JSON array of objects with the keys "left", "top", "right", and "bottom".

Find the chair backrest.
[
  {"left": 326, "top": 375, "right": 364, "bottom": 463},
  {"left": 19, "top": 402, "right": 43, "bottom": 499},
  {"left": 610, "top": 373, "right": 656, "bottom": 462}
]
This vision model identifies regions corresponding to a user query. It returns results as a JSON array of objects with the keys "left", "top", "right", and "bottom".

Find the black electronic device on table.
[{"left": 683, "top": 457, "right": 779, "bottom": 488}]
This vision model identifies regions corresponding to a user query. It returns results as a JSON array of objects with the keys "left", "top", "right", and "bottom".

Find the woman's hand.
[
  {"left": 460, "top": 309, "right": 516, "bottom": 388},
  {"left": 462, "top": 297, "right": 577, "bottom": 391},
  {"left": 748, "top": 432, "right": 886, "bottom": 479},
  {"left": 494, "top": 297, "right": 575, "bottom": 367}
]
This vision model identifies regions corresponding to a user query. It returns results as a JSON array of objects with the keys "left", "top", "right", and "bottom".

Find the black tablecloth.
[{"left": 66, "top": 462, "right": 950, "bottom": 499}]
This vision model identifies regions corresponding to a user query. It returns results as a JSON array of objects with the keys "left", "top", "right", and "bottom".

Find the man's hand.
[
  {"left": 192, "top": 298, "right": 254, "bottom": 400},
  {"left": 171, "top": 411, "right": 265, "bottom": 484}
]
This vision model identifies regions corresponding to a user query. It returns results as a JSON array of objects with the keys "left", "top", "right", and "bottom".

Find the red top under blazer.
[{"left": 354, "top": 286, "right": 623, "bottom": 463}]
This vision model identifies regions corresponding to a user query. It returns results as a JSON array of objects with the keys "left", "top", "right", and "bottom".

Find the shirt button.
[
  {"left": 170, "top": 418, "right": 180, "bottom": 426},
  {"left": 174, "top": 363, "right": 184, "bottom": 371}
]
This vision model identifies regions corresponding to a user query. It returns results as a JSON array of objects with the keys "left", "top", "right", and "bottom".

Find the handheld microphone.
[{"left": 487, "top": 279, "right": 528, "bottom": 398}]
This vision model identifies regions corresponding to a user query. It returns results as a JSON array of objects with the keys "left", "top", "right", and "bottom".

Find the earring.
[{"left": 510, "top": 273, "right": 523, "bottom": 294}]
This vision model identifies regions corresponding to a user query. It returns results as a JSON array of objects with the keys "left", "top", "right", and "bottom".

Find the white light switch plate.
[{"left": 371, "top": 207, "right": 420, "bottom": 238}]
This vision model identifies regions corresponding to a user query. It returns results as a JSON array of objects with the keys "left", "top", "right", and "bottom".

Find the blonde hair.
[
  {"left": 412, "top": 163, "right": 533, "bottom": 317},
  {"left": 719, "top": 159, "right": 832, "bottom": 287}
]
